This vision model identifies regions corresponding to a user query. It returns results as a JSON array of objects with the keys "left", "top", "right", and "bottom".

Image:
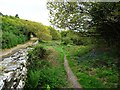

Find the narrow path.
[
  {"left": 64, "top": 55, "right": 82, "bottom": 89},
  {"left": 0, "top": 37, "right": 38, "bottom": 60}
]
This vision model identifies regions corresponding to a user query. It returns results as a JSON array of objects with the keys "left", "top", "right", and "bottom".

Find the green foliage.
[
  {"left": 25, "top": 44, "right": 69, "bottom": 88},
  {"left": 1, "top": 15, "right": 53, "bottom": 49},
  {"left": 89, "top": 3, "right": 120, "bottom": 87},
  {"left": 63, "top": 45, "right": 118, "bottom": 88},
  {"left": 47, "top": 26, "right": 61, "bottom": 40},
  {"left": 61, "top": 30, "right": 93, "bottom": 45},
  {"left": 2, "top": 31, "right": 28, "bottom": 49},
  {"left": 77, "top": 72, "right": 106, "bottom": 88},
  {"left": 61, "top": 37, "right": 73, "bottom": 45},
  {"left": 25, "top": 45, "right": 48, "bottom": 88},
  {"left": 37, "top": 32, "right": 52, "bottom": 41},
  {"left": 2, "top": 32, "right": 17, "bottom": 48},
  {"left": 47, "top": 2, "right": 120, "bottom": 61},
  {"left": 47, "top": 85, "right": 50, "bottom": 90},
  {"left": 26, "top": 70, "right": 40, "bottom": 88},
  {"left": 76, "top": 45, "right": 93, "bottom": 56},
  {"left": 47, "top": 2, "right": 90, "bottom": 30},
  {"left": 90, "top": 2, "right": 120, "bottom": 47},
  {"left": 61, "top": 30, "right": 77, "bottom": 45},
  {"left": 28, "top": 45, "right": 47, "bottom": 69},
  {"left": 1, "top": 16, "right": 29, "bottom": 49}
]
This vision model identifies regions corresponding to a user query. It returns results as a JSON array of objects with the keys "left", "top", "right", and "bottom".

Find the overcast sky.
[{"left": 0, "top": 0, "right": 50, "bottom": 26}]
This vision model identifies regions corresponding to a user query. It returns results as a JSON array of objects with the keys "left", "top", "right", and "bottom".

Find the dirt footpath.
[
  {"left": 0, "top": 38, "right": 38, "bottom": 60},
  {"left": 64, "top": 55, "right": 83, "bottom": 89}
]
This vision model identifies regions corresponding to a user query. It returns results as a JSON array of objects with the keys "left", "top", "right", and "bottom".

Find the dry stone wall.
[{"left": 0, "top": 48, "right": 33, "bottom": 90}]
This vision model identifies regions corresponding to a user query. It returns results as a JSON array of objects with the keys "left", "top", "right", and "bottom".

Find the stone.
[
  {"left": 19, "top": 57, "right": 25, "bottom": 61},
  {"left": 10, "top": 61, "right": 17, "bottom": 65},
  {"left": 17, "top": 80, "right": 24, "bottom": 89},
  {"left": 1, "top": 57, "right": 13, "bottom": 67},
  {"left": 12, "top": 56, "right": 18, "bottom": 59},
  {"left": 3, "top": 57, "right": 13, "bottom": 61},
  {"left": 4, "top": 65, "right": 18, "bottom": 73},
  {"left": 20, "top": 65, "right": 23, "bottom": 70},
  {"left": 0, "top": 66, "right": 6, "bottom": 72},
  {"left": 21, "top": 67, "right": 27, "bottom": 76},
  {"left": 0, "top": 75, "right": 7, "bottom": 81},
  {"left": 18, "top": 59, "right": 26, "bottom": 66},
  {"left": 0, "top": 47, "right": 31, "bottom": 89},
  {"left": 16, "top": 74, "right": 22, "bottom": 80},
  {"left": 0, "top": 80, "right": 4, "bottom": 90},
  {"left": 13, "top": 52, "right": 20, "bottom": 59},
  {"left": 4, "top": 72, "right": 15, "bottom": 82}
]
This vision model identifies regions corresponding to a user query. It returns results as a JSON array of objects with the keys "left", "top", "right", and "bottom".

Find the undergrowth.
[
  {"left": 63, "top": 45, "right": 118, "bottom": 88},
  {"left": 25, "top": 41, "right": 118, "bottom": 89},
  {"left": 25, "top": 44, "right": 69, "bottom": 89}
]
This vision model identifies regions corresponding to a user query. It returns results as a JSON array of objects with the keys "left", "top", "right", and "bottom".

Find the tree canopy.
[
  {"left": 47, "top": 26, "right": 61, "bottom": 40},
  {"left": 47, "top": 2, "right": 91, "bottom": 31},
  {"left": 47, "top": 1, "right": 120, "bottom": 46}
]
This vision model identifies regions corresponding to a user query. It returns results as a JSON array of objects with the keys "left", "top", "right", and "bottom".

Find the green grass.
[
  {"left": 25, "top": 41, "right": 118, "bottom": 89},
  {"left": 25, "top": 42, "right": 69, "bottom": 89},
  {"left": 63, "top": 45, "right": 118, "bottom": 88}
]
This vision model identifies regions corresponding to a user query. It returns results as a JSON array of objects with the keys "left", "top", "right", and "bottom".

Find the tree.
[
  {"left": 15, "top": 14, "right": 19, "bottom": 18},
  {"left": 47, "top": 26, "right": 61, "bottom": 40},
  {"left": 47, "top": 1, "right": 120, "bottom": 46},
  {"left": 0, "top": 12, "right": 3, "bottom": 16},
  {"left": 90, "top": 2, "right": 120, "bottom": 46},
  {"left": 47, "top": 2, "right": 91, "bottom": 31},
  {"left": 90, "top": 3, "right": 120, "bottom": 87}
]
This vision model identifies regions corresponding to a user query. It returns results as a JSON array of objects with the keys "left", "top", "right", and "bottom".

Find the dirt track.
[
  {"left": 64, "top": 55, "right": 83, "bottom": 89},
  {"left": 0, "top": 38, "right": 38, "bottom": 60}
]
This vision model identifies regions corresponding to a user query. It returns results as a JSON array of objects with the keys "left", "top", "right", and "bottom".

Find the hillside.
[{"left": 1, "top": 14, "right": 56, "bottom": 49}]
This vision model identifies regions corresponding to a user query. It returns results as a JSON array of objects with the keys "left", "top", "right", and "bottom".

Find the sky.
[{"left": 0, "top": 0, "right": 50, "bottom": 26}]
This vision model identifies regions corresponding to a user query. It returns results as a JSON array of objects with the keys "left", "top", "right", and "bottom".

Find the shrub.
[
  {"left": 25, "top": 44, "right": 68, "bottom": 88},
  {"left": 1, "top": 15, "right": 53, "bottom": 49},
  {"left": 76, "top": 45, "right": 93, "bottom": 56},
  {"left": 25, "top": 45, "right": 49, "bottom": 89},
  {"left": 61, "top": 37, "right": 73, "bottom": 45},
  {"left": 61, "top": 30, "right": 94, "bottom": 45},
  {"left": 28, "top": 45, "right": 47, "bottom": 69},
  {"left": 71, "top": 36, "right": 83, "bottom": 45},
  {"left": 2, "top": 32, "right": 18, "bottom": 49},
  {"left": 37, "top": 32, "right": 52, "bottom": 41},
  {"left": 25, "top": 70, "right": 40, "bottom": 88},
  {"left": 47, "top": 26, "right": 61, "bottom": 40}
]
